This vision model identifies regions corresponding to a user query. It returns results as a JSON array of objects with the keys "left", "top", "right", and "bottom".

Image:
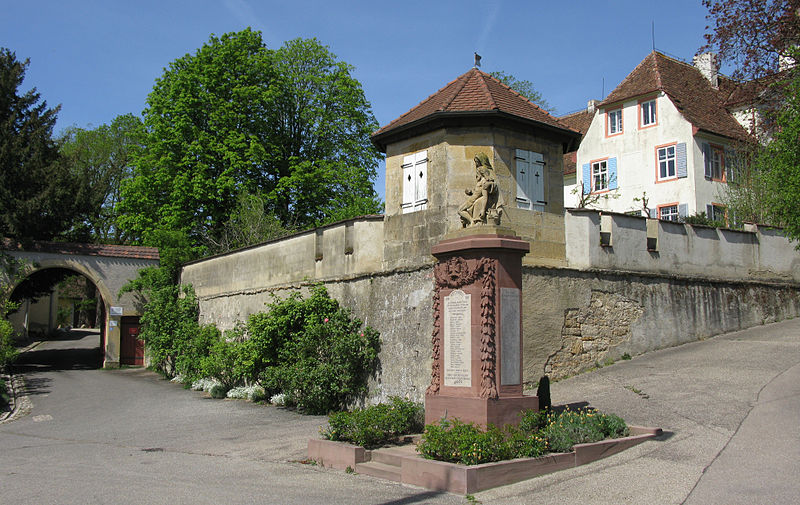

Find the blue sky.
[{"left": 2, "top": 0, "right": 718, "bottom": 200}]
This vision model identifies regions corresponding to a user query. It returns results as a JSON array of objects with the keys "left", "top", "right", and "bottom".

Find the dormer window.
[
  {"left": 640, "top": 98, "right": 657, "bottom": 127},
  {"left": 401, "top": 150, "right": 428, "bottom": 213},
  {"left": 607, "top": 108, "right": 623, "bottom": 136}
]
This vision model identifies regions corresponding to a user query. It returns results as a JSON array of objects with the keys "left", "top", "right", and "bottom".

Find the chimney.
[
  {"left": 587, "top": 99, "right": 599, "bottom": 113},
  {"left": 693, "top": 52, "right": 719, "bottom": 88},
  {"left": 779, "top": 53, "right": 796, "bottom": 71}
]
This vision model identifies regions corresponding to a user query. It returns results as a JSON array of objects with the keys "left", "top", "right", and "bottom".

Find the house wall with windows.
[{"left": 566, "top": 92, "right": 693, "bottom": 214}]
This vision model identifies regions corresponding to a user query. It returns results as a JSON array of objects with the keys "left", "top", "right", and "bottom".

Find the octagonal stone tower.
[{"left": 371, "top": 68, "right": 581, "bottom": 270}]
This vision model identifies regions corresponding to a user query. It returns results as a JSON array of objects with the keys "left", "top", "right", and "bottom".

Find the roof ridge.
[
  {"left": 439, "top": 69, "right": 473, "bottom": 111},
  {"left": 652, "top": 51, "right": 664, "bottom": 89},
  {"left": 475, "top": 70, "right": 498, "bottom": 110}
]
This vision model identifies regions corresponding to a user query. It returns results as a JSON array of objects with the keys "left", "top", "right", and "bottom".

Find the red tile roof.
[
  {"left": 558, "top": 109, "right": 594, "bottom": 136},
  {"left": 1, "top": 239, "right": 160, "bottom": 260},
  {"left": 372, "top": 68, "right": 578, "bottom": 150},
  {"left": 599, "top": 51, "right": 751, "bottom": 141},
  {"left": 563, "top": 151, "right": 577, "bottom": 176}
]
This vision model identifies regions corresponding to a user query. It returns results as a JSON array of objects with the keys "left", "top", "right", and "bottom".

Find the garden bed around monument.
[{"left": 308, "top": 402, "right": 663, "bottom": 494}]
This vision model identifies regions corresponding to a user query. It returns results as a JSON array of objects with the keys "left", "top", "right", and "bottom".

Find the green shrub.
[
  {"left": 539, "top": 407, "right": 630, "bottom": 453},
  {"left": 209, "top": 384, "right": 228, "bottom": 399},
  {"left": 136, "top": 283, "right": 203, "bottom": 377},
  {"left": 322, "top": 396, "right": 424, "bottom": 448},
  {"left": 0, "top": 378, "right": 10, "bottom": 409},
  {"left": 200, "top": 330, "right": 246, "bottom": 390},
  {"left": 418, "top": 407, "right": 628, "bottom": 464},
  {"left": 417, "top": 419, "right": 525, "bottom": 465},
  {"left": 0, "top": 319, "right": 18, "bottom": 371},
  {"left": 175, "top": 323, "right": 220, "bottom": 383},
  {"left": 257, "top": 285, "right": 380, "bottom": 414}
]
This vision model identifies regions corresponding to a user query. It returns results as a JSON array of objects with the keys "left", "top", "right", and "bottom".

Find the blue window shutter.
[
  {"left": 676, "top": 142, "right": 688, "bottom": 178},
  {"left": 702, "top": 143, "right": 712, "bottom": 179},
  {"left": 608, "top": 157, "right": 618, "bottom": 189},
  {"left": 648, "top": 208, "right": 657, "bottom": 219},
  {"left": 678, "top": 203, "right": 688, "bottom": 218},
  {"left": 706, "top": 204, "right": 714, "bottom": 218},
  {"left": 582, "top": 163, "right": 591, "bottom": 195}
]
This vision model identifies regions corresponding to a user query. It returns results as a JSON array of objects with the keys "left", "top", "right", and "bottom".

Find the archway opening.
[{"left": 8, "top": 267, "right": 104, "bottom": 370}]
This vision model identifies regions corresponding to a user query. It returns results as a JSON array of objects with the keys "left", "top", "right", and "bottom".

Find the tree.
[
  {"left": 203, "top": 191, "right": 287, "bottom": 255},
  {"left": 0, "top": 48, "right": 84, "bottom": 242},
  {"left": 490, "top": 71, "right": 553, "bottom": 112},
  {"left": 118, "top": 30, "right": 382, "bottom": 248},
  {"left": 759, "top": 61, "right": 800, "bottom": 242},
  {"left": 701, "top": 0, "right": 800, "bottom": 80},
  {"left": 59, "top": 114, "right": 144, "bottom": 243}
]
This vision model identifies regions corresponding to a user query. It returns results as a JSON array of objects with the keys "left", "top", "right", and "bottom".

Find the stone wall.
[
  {"left": 521, "top": 267, "right": 800, "bottom": 381},
  {"left": 192, "top": 266, "right": 436, "bottom": 405}
]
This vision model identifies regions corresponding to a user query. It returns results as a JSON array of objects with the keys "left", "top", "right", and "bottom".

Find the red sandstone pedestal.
[{"left": 425, "top": 229, "right": 538, "bottom": 428}]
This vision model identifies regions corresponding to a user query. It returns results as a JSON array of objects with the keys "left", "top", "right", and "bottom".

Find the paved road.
[{"left": 1, "top": 320, "right": 799, "bottom": 504}]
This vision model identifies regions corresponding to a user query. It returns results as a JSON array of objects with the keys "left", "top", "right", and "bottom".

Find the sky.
[{"left": 1, "top": 0, "right": 721, "bottom": 201}]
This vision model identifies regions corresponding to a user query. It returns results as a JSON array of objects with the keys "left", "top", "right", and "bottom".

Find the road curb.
[{"left": 0, "top": 340, "right": 42, "bottom": 424}]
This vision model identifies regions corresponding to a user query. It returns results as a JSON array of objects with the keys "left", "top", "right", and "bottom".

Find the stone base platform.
[
  {"left": 424, "top": 394, "right": 539, "bottom": 428},
  {"left": 307, "top": 425, "right": 663, "bottom": 494}
]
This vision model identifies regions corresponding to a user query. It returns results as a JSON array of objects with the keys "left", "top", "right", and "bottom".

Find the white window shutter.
[
  {"left": 702, "top": 143, "right": 712, "bottom": 179},
  {"left": 515, "top": 149, "right": 531, "bottom": 209},
  {"left": 649, "top": 208, "right": 657, "bottom": 219},
  {"left": 706, "top": 204, "right": 714, "bottom": 218},
  {"left": 414, "top": 151, "right": 428, "bottom": 211},
  {"left": 401, "top": 154, "right": 415, "bottom": 214},
  {"left": 678, "top": 203, "right": 688, "bottom": 218}
]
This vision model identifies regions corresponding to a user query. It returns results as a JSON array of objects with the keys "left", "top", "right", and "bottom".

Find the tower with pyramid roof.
[{"left": 371, "top": 68, "right": 580, "bottom": 269}]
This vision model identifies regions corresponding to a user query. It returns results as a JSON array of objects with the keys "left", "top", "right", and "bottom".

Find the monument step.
[
  {"left": 355, "top": 461, "right": 402, "bottom": 482},
  {"left": 369, "top": 445, "right": 416, "bottom": 466}
]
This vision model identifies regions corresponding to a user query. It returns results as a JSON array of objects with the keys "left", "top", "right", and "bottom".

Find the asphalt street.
[{"left": 1, "top": 319, "right": 799, "bottom": 504}]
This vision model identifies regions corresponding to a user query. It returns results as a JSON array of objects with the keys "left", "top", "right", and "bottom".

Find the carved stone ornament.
[
  {"left": 458, "top": 152, "right": 504, "bottom": 228},
  {"left": 427, "top": 256, "right": 498, "bottom": 399}
]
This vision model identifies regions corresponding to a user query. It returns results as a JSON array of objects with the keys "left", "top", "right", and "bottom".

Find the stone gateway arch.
[{"left": 1, "top": 240, "right": 159, "bottom": 367}]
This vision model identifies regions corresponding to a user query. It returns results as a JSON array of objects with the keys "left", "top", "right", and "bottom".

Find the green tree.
[
  {"left": 490, "top": 70, "right": 553, "bottom": 112},
  {"left": 0, "top": 48, "right": 84, "bottom": 242},
  {"left": 118, "top": 30, "right": 382, "bottom": 248},
  {"left": 59, "top": 114, "right": 144, "bottom": 243},
  {"left": 760, "top": 60, "right": 800, "bottom": 243},
  {"left": 203, "top": 192, "right": 287, "bottom": 255}
]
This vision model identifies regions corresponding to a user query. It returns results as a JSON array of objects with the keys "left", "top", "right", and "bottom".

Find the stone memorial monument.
[{"left": 425, "top": 153, "right": 538, "bottom": 427}]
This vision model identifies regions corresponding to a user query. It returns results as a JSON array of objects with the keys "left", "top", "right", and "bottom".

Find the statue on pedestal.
[{"left": 459, "top": 152, "right": 502, "bottom": 227}]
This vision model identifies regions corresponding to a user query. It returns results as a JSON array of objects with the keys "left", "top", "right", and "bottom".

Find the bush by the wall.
[
  {"left": 0, "top": 319, "right": 18, "bottom": 372},
  {"left": 321, "top": 396, "right": 424, "bottom": 448},
  {"left": 200, "top": 330, "right": 245, "bottom": 390},
  {"left": 254, "top": 285, "right": 380, "bottom": 414},
  {"left": 0, "top": 378, "right": 9, "bottom": 410}
]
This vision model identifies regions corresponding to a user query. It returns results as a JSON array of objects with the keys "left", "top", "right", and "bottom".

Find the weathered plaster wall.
[
  {"left": 192, "top": 266, "right": 436, "bottom": 405},
  {"left": 566, "top": 210, "right": 800, "bottom": 283}
]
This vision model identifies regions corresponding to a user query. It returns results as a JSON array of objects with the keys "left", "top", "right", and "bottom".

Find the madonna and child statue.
[{"left": 458, "top": 152, "right": 503, "bottom": 227}]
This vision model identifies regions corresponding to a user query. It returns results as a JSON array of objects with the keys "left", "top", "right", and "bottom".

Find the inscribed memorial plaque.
[
  {"left": 444, "top": 289, "right": 472, "bottom": 387},
  {"left": 500, "top": 287, "right": 521, "bottom": 386}
]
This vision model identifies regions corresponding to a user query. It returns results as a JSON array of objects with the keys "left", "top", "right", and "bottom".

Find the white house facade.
[{"left": 563, "top": 51, "right": 753, "bottom": 223}]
